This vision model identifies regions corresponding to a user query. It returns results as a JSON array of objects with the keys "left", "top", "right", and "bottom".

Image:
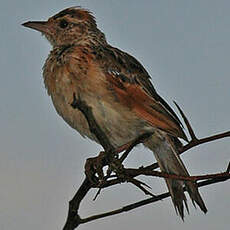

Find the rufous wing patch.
[{"left": 107, "top": 73, "right": 186, "bottom": 139}]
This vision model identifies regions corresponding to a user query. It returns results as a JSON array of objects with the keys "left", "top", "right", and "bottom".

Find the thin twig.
[
  {"left": 125, "top": 167, "right": 230, "bottom": 182},
  {"left": 91, "top": 164, "right": 230, "bottom": 192},
  {"left": 78, "top": 175, "right": 229, "bottom": 225},
  {"left": 174, "top": 101, "right": 230, "bottom": 153},
  {"left": 181, "top": 131, "right": 230, "bottom": 153}
]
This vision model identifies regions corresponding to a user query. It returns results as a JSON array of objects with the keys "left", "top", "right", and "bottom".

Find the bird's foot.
[
  {"left": 85, "top": 151, "right": 108, "bottom": 185},
  {"left": 85, "top": 150, "right": 124, "bottom": 186}
]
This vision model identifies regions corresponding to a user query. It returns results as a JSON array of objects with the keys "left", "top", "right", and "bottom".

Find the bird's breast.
[{"left": 42, "top": 50, "right": 154, "bottom": 149}]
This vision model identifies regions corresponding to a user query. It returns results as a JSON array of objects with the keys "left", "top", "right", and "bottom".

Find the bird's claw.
[{"left": 85, "top": 151, "right": 107, "bottom": 185}]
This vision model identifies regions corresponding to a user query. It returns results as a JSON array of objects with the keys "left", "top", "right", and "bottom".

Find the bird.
[{"left": 22, "top": 7, "right": 207, "bottom": 219}]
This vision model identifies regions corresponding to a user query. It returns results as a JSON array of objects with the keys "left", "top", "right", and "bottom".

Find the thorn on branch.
[
  {"left": 181, "top": 131, "right": 230, "bottom": 153},
  {"left": 226, "top": 162, "right": 230, "bottom": 173},
  {"left": 174, "top": 101, "right": 197, "bottom": 141},
  {"left": 128, "top": 178, "right": 157, "bottom": 197},
  {"left": 93, "top": 188, "right": 102, "bottom": 201}
]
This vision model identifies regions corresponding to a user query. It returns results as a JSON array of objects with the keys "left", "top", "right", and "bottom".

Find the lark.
[{"left": 22, "top": 7, "right": 207, "bottom": 219}]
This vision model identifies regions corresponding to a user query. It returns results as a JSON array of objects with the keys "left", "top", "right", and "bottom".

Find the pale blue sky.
[{"left": 0, "top": 1, "right": 229, "bottom": 229}]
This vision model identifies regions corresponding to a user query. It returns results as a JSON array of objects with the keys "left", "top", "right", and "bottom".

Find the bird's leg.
[
  {"left": 106, "top": 133, "right": 153, "bottom": 180},
  {"left": 84, "top": 151, "right": 108, "bottom": 185}
]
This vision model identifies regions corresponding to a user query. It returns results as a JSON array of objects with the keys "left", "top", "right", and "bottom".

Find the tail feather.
[
  {"left": 185, "top": 181, "right": 207, "bottom": 213},
  {"left": 144, "top": 131, "right": 207, "bottom": 219},
  {"left": 166, "top": 178, "right": 188, "bottom": 220}
]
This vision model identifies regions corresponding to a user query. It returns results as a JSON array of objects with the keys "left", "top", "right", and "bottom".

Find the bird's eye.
[{"left": 59, "top": 19, "right": 68, "bottom": 29}]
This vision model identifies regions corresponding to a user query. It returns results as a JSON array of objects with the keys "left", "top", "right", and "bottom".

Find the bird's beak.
[{"left": 22, "top": 21, "right": 51, "bottom": 35}]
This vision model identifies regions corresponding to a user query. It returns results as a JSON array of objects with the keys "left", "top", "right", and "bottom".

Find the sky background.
[{"left": 1, "top": 0, "right": 229, "bottom": 229}]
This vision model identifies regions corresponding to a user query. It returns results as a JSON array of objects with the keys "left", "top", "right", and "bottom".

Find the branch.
[
  {"left": 63, "top": 94, "right": 115, "bottom": 230},
  {"left": 63, "top": 95, "right": 230, "bottom": 229},
  {"left": 77, "top": 173, "right": 230, "bottom": 225},
  {"left": 181, "top": 131, "right": 230, "bottom": 153},
  {"left": 144, "top": 103, "right": 230, "bottom": 171},
  {"left": 63, "top": 178, "right": 91, "bottom": 230},
  {"left": 174, "top": 102, "right": 230, "bottom": 153},
  {"left": 71, "top": 93, "right": 114, "bottom": 154},
  {"left": 124, "top": 165, "right": 230, "bottom": 182}
]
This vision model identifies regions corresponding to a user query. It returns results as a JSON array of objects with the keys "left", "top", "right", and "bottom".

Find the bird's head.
[{"left": 22, "top": 7, "right": 106, "bottom": 47}]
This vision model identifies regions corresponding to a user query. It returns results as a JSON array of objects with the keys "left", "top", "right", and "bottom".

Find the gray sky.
[{"left": 1, "top": 0, "right": 229, "bottom": 229}]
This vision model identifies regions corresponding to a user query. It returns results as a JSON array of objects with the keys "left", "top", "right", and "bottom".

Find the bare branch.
[
  {"left": 79, "top": 175, "right": 229, "bottom": 225},
  {"left": 63, "top": 178, "right": 91, "bottom": 230},
  {"left": 63, "top": 94, "right": 116, "bottom": 230},
  {"left": 174, "top": 101, "right": 230, "bottom": 153},
  {"left": 181, "top": 131, "right": 230, "bottom": 153},
  {"left": 63, "top": 95, "right": 230, "bottom": 230},
  {"left": 125, "top": 166, "right": 230, "bottom": 182}
]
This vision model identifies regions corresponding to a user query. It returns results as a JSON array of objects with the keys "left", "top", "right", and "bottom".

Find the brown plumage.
[{"left": 22, "top": 7, "right": 207, "bottom": 219}]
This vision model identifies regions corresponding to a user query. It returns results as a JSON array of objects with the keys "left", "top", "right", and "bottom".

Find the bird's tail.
[{"left": 144, "top": 131, "right": 207, "bottom": 219}]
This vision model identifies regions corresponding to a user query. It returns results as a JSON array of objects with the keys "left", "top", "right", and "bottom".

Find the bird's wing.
[{"left": 94, "top": 45, "right": 187, "bottom": 140}]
